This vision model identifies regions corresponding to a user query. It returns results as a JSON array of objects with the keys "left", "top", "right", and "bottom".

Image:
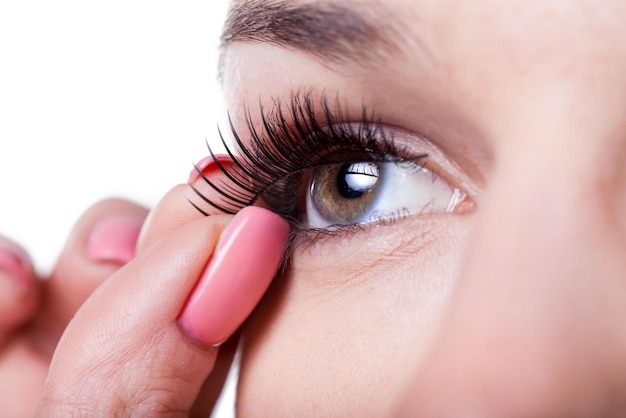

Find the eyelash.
[{"left": 189, "top": 90, "right": 426, "bottom": 238}]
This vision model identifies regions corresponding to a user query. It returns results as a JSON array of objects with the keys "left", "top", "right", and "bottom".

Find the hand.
[
  {"left": 0, "top": 199, "right": 148, "bottom": 417},
  {"left": 35, "top": 184, "right": 289, "bottom": 416}
]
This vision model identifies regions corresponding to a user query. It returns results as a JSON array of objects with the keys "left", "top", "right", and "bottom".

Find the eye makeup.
[{"left": 189, "top": 90, "right": 470, "bottom": 240}]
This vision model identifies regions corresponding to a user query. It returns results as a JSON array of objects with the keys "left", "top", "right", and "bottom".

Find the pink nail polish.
[
  {"left": 0, "top": 242, "right": 30, "bottom": 291},
  {"left": 188, "top": 154, "right": 235, "bottom": 183},
  {"left": 178, "top": 206, "right": 290, "bottom": 347},
  {"left": 86, "top": 215, "right": 143, "bottom": 264}
]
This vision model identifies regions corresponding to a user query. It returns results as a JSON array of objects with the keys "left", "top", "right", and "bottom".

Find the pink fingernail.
[
  {"left": 86, "top": 215, "right": 143, "bottom": 264},
  {"left": 188, "top": 154, "right": 235, "bottom": 183},
  {"left": 0, "top": 240, "right": 30, "bottom": 291},
  {"left": 178, "top": 206, "right": 290, "bottom": 347}
]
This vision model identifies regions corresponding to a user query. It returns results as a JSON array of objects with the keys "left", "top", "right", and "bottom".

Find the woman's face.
[{"left": 217, "top": 0, "right": 626, "bottom": 415}]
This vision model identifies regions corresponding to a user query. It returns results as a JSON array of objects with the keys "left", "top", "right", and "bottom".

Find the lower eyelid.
[
  {"left": 289, "top": 209, "right": 411, "bottom": 248},
  {"left": 285, "top": 215, "right": 448, "bottom": 287}
]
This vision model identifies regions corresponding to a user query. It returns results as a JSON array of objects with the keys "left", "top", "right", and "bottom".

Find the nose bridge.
[
  {"left": 406, "top": 134, "right": 626, "bottom": 416},
  {"left": 479, "top": 138, "right": 593, "bottom": 274},
  {"left": 476, "top": 123, "right": 626, "bottom": 284},
  {"left": 472, "top": 127, "right": 626, "bottom": 338},
  {"left": 402, "top": 7, "right": 626, "bottom": 414},
  {"left": 456, "top": 140, "right": 600, "bottom": 359}
]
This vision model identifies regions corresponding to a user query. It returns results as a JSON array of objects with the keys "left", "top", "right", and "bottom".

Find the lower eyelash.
[
  {"left": 283, "top": 208, "right": 412, "bottom": 257},
  {"left": 189, "top": 90, "right": 421, "bottom": 226}
]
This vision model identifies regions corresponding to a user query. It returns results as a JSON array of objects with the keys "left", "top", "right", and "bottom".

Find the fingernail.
[
  {"left": 188, "top": 154, "right": 235, "bottom": 183},
  {"left": 178, "top": 206, "right": 290, "bottom": 347},
  {"left": 86, "top": 215, "right": 143, "bottom": 264},
  {"left": 0, "top": 239, "right": 30, "bottom": 291}
]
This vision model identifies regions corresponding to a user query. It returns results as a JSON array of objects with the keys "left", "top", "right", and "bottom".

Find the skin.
[
  {"left": 1, "top": 0, "right": 626, "bottom": 416},
  {"left": 224, "top": 0, "right": 626, "bottom": 416}
]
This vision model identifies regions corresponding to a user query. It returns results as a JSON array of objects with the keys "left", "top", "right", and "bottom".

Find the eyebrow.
[{"left": 220, "top": 0, "right": 402, "bottom": 64}]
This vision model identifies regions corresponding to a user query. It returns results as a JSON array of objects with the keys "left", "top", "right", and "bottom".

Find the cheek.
[{"left": 236, "top": 219, "right": 471, "bottom": 416}]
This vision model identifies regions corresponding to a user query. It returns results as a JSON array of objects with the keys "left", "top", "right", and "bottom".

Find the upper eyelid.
[
  {"left": 192, "top": 91, "right": 378, "bottom": 210},
  {"left": 190, "top": 91, "right": 461, "bottom": 220}
]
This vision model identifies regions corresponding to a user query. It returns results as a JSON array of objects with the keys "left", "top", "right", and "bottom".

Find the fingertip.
[
  {"left": 136, "top": 184, "right": 206, "bottom": 253},
  {"left": 188, "top": 154, "right": 236, "bottom": 184},
  {"left": 0, "top": 237, "right": 32, "bottom": 291},
  {"left": 186, "top": 153, "right": 252, "bottom": 217},
  {"left": 0, "top": 236, "right": 38, "bottom": 332},
  {"left": 85, "top": 214, "right": 143, "bottom": 265},
  {"left": 46, "top": 199, "right": 148, "bottom": 328},
  {"left": 138, "top": 154, "right": 252, "bottom": 253},
  {"left": 178, "top": 206, "right": 290, "bottom": 347}
]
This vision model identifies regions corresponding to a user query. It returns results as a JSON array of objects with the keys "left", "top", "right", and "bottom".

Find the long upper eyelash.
[{"left": 189, "top": 90, "right": 417, "bottom": 216}]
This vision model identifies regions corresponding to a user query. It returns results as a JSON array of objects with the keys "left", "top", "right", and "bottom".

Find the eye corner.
[{"left": 450, "top": 192, "right": 476, "bottom": 215}]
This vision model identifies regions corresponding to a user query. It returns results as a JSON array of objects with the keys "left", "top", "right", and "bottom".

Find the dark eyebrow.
[{"left": 220, "top": 0, "right": 401, "bottom": 64}]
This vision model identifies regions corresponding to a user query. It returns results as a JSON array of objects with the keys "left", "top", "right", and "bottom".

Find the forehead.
[
  {"left": 221, "top": 0, "right": 626, "bottom": 144},
  {"left": 221, "top": 0, "right": 626, "bottom": 80}
]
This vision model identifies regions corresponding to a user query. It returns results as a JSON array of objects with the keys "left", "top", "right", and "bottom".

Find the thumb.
[{"left": 37, "top": 206, "right": 290, "bottom": 417}]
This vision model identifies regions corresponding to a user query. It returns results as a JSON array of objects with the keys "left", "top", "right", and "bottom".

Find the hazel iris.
[{"left": 310, "top": 162, "right": 382, "bottom": 224}]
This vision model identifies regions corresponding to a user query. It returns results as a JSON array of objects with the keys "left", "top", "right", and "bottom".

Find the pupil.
[{"left": 337, "top": 162, "right": 379, "bottom": 199}]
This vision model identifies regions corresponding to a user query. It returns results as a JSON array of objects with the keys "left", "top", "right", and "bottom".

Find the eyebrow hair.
[{"left": 220, "top": 0, "right": 401, "bottom": 64}]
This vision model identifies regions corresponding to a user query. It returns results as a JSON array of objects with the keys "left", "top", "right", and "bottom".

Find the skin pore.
[{"left": 217, "top": 0, "right": 626, "bottom": 416}]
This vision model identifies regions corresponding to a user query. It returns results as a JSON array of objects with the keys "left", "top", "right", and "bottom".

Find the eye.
[{"left": 305, "top": 158, "right": 465, "bottom": 228}]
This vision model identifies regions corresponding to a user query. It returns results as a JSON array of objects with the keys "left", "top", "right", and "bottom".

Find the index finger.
[{"left": 137, "top": 155, "right": 241, "bottom": 252}]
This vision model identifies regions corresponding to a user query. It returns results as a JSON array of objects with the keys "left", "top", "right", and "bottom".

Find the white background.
[{"left": 0, "top": 1, "right": 229, "bottom": 272}]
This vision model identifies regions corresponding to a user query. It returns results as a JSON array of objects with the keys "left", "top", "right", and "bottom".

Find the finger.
[
  {"left": 0, "top": 236, "right": 38, "bottom": 342},
  {"left": 31, "top": 199, "right": 147, "bottom": 355},
  {"left": 140, "top": 186, "right": 246, "bottom": 417},
  {"left": 38, "top": 206, "right": 290, "bottom": 416},
  {"left": 137, "top": 154, "right": 242, "bottom": 253},
  {"left": 134, "top": 155, "right": 251, "bottom": 415},
  {"left": 136, "top": 184, "right": 201, "bottom": 253},
  {"left": 189, "top": 331, "right": 240, "bottom": 417}
]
